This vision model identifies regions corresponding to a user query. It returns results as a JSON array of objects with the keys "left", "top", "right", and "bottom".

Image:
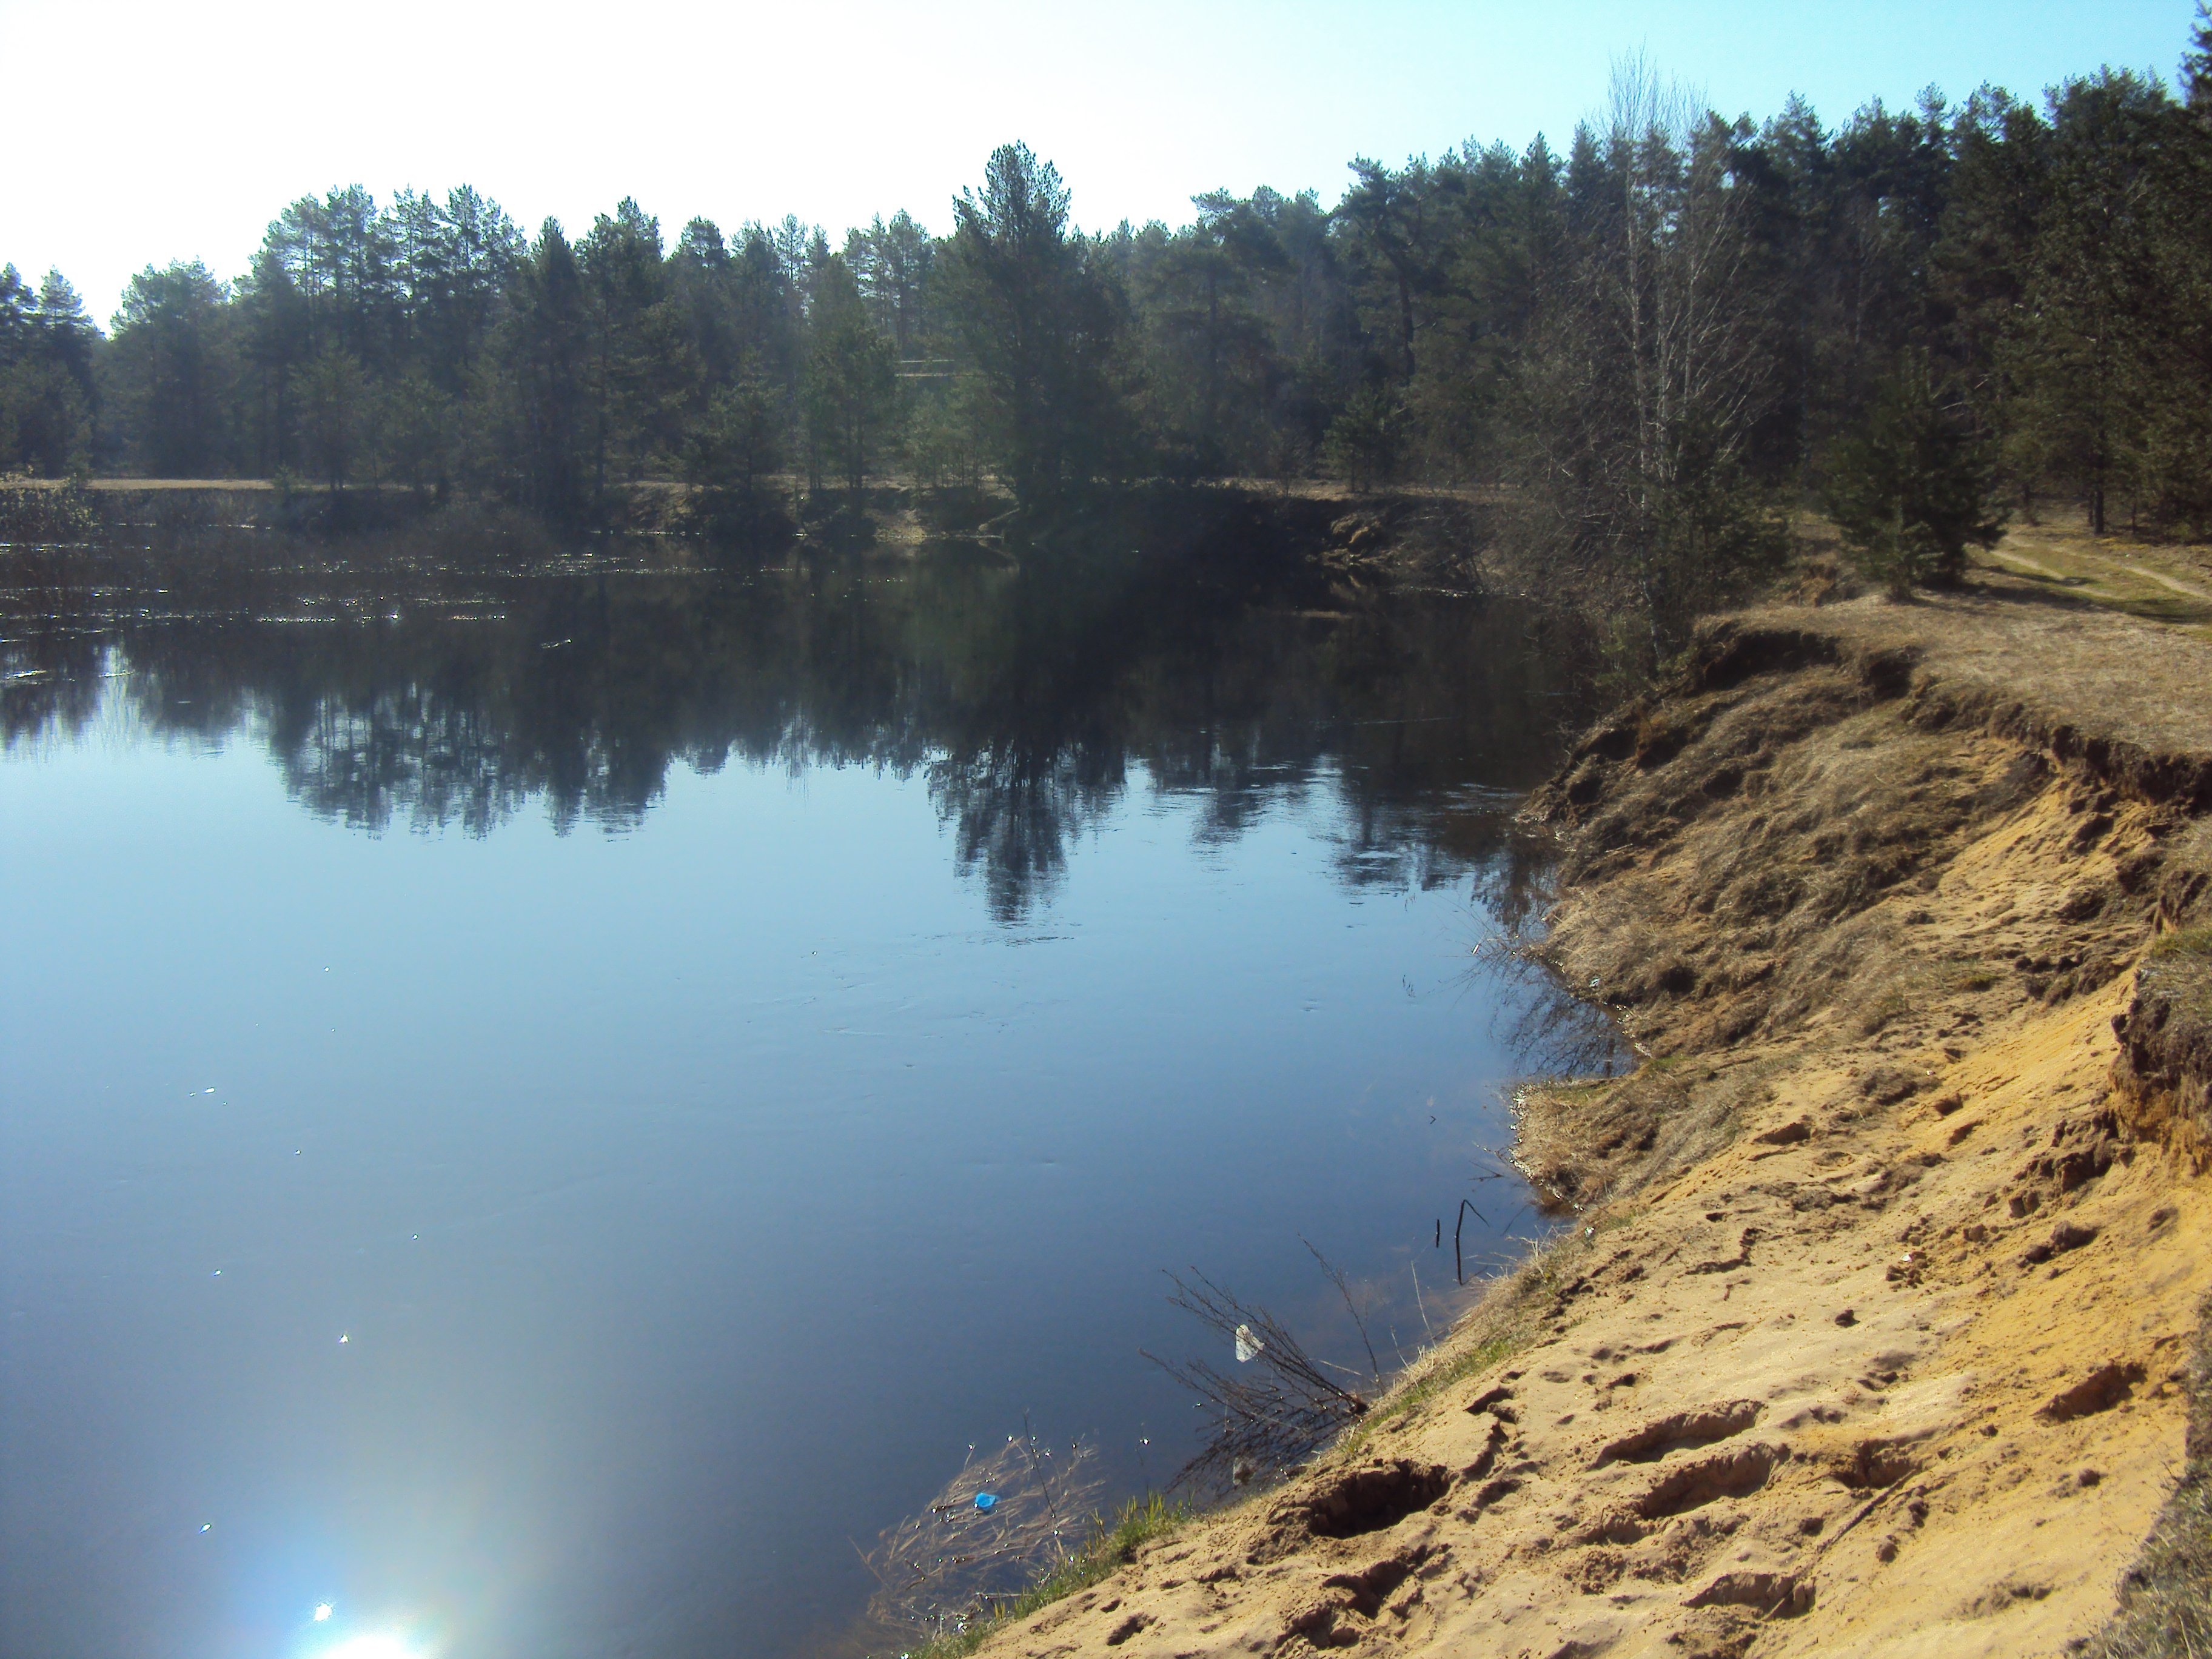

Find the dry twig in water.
[
  {"left": 1145, "top": 1267, "right": 1369, "bottom": 1495},
  {"left": 861, "top": 1430, "right": 1103, "bottom": 1646}
]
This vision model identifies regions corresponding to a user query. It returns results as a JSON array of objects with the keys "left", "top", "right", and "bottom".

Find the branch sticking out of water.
[{"left": 1145, "top": 1267, "right": 1370, "bottom": 1495}]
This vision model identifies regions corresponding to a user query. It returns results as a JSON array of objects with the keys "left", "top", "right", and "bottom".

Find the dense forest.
[{"left": 7, "top": 14, "right": 2212, "bottom": 648}]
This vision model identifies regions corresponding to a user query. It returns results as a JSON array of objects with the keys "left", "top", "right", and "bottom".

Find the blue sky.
[{"left": 0, "top": 0, "right": 2194, "bottom": 324}]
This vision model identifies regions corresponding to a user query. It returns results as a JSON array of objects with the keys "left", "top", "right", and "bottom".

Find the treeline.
[{"left": 7, "top": 15, "right": 2212, "bottom": 634}]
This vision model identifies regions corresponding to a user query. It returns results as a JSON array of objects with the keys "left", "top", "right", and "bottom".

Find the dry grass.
[
  {"left": 2086, "top": 1298, "right": 2212, "bottom": 1659},
  {"left": 860, "top": 1432, "right": 1105, "bottom": 1651},
  {"left": 1724, "top": 580, "right": 2212, "bottom": 799},
  {"left": 896, "top": 1492, "right": 1188, "bottom": 1659},
  {"left": 1978, "top": 512, "right": 2212, "bottom": 636},
  {"left": 1336, "top": 1202, "right": 1652, "bottom": 1458},
  {"left": 2153, "top": 923, "right": 2212, "bottom": 964}
]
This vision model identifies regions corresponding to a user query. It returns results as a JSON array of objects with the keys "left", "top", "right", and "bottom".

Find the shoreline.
[{"left": 959, "top": 574, "right": 2212, "bottom": 1657}]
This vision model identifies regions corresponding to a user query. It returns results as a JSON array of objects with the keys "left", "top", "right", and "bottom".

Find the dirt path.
[
  {"left": 1979, "top": 527, "right": 2212, "bottom": 632},
  {"left": 967, "top": 581, "right": 2212, "bottom": 1659},
  {"left": 1986, "top": 544, "right": 2212, "bottom": 603}
]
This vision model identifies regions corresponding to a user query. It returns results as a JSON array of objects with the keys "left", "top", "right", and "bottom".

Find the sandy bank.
[{"left": 966, "top": 575, "right": 2212, "bottom": 1659}]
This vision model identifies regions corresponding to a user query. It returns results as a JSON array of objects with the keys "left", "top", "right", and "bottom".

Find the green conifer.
[{"left": 1826, "top": 354, "right": 2006, "bottom": 596}]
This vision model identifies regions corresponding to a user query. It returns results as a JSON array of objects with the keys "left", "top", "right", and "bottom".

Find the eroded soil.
[{"left": 970, "top": 580, "right": 2212, "bottom": 1659}]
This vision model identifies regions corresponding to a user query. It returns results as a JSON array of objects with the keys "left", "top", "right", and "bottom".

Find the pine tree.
[
  {"left": 108, "top": 261, "right": 236, "bottom": 475},
  {"left": 1826, "top": 354, "right": 2006, "bottom": 595},
  {"left": 804, "top": 256, "right": 896, "bottom": 494},
  {"left": 2185, "top": 3, "right": 2212, "bottom": 113},
  {"left": 942, "top": 143, "right": 1124, "bottom": 504}
]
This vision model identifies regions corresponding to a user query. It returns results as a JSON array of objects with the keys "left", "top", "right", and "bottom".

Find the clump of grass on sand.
[
  {"left": 893, "top": 1213, "right": 1633, "bottom": 1657},
  {"left": 2150, "top": 923, "right": 2212, "bottom": 964},
  {"left": 1336, "top": 1333, "right": 1523, "bottom": 1461},
  {"left": 905, "top": 1493, "right": 1188, "bottom": 1659},
  {"left": 1338, "top": 1214, "right": 1625, "bottom": 1458}
]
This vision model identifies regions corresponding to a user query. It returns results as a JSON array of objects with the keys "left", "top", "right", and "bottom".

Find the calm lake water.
[{"left": 1, "top": 533, "right": 1601, "bottom": 1659}]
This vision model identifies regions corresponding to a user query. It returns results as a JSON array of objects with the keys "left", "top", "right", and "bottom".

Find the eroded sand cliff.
[{"left": 970, "top": 578, "right": 2212, "bottom": 1659}]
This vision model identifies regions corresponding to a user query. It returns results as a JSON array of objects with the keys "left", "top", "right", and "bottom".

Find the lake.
[{"left": 0, "top": 529, "right": 1606, "bottom": 1659}]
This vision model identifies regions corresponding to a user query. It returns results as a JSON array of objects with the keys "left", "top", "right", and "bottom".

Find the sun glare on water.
[{"left": 318, "top": 1635, "right": 417, "bottom": 1659}]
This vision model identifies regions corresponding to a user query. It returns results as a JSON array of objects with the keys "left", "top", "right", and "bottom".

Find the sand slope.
[{"left": 970, "top": 580, "right": 2212, "bottom": 1659}]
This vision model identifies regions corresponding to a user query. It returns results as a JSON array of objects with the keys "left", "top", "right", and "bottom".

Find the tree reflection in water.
[{"left": 1, "top": 535, "right": 1589, "bottom": 922}]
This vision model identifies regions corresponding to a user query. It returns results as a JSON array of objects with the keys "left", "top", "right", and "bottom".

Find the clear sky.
[{"left": 1, "top": 0, "right": 2193, "bottom": 326}]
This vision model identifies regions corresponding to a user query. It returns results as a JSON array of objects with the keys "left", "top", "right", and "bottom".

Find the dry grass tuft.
[
  {"left": 2086, "top": 1298, "right": 2212, "bottom": 1659},
  {"left": 862, "top": 1430, "right": 1105, "bottom": 1651},
  {"left": 896, "top": 1492, "right": 1188, "bottom": 1659}
]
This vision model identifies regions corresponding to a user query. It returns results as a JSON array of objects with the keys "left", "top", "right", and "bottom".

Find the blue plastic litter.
[{"left": 973, "top": 1492, "right": 998, "bottom": 1512}]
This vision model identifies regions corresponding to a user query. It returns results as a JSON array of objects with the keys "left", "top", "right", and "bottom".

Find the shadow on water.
[{"left": 2, "top": 528, "right": 1590, "bottom": 922}]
